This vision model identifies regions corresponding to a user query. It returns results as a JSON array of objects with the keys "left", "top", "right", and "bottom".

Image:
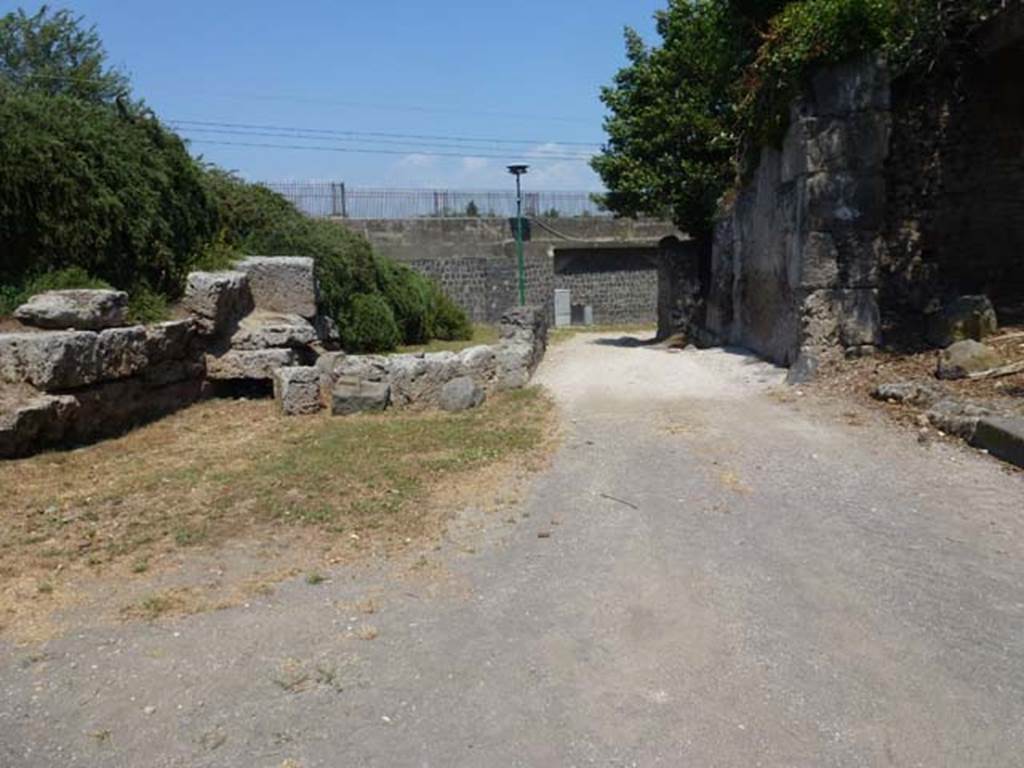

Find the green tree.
[
  {"left": 0, "top": 5, "right": 131, "bottom": 105},
  {"left": 591, "top": 1, "right": 753, "bottom": 242}
]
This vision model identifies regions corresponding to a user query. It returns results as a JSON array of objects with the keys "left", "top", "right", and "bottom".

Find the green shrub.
[
  {"left": 344, "top": 293, "right": 402, "bottom": 353},
  {"left": 376, "top": 260, "right": 434, "bottom": 345},
  {"left": 429, "top": 289, "right": 473, "bottom": 341},
  {"left": 0, "top": 92, "right": 218, "bottom": 297},
  {"left": 126, "top": 283, "right": 170, "bottom": 324}
]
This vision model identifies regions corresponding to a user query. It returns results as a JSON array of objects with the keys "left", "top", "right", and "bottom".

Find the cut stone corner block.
[
  {"left": 272, "top": 365, "right": 323, "bottom": 416},
  {"left": 182, "top": 271, "right": 254, "bottom": 336},
  {"left": 331, "top": 376, "right": 390, "bottom": 416},
  {"left": 236, "top": 256, "right": 317, "bottom": 318}
]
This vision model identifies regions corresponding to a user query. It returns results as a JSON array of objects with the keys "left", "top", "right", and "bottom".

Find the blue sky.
[{"left": 10, "top": 1, "right": 665, "bottom": 189}]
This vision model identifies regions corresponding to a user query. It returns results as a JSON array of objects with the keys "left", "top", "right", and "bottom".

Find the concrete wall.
[
  {"left": 345, "top": 217, "right": 679, "bottom": 325},
  {"left": 705, "top": 56, "right": 890, "bottom": 368}
]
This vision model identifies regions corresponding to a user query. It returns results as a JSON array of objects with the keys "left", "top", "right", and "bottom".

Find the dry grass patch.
[{"left": 0, "top": 387, "right": 555, "bottom": 638}]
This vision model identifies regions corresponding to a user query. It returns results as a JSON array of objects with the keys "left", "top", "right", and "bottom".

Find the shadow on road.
[{"left": 589, "top": 335, "right": 660, "bottom": 348}]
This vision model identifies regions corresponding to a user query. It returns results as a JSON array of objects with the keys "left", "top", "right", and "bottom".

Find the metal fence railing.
[{"left": 262, "top": 183, "right": 610, "bottom": 219}]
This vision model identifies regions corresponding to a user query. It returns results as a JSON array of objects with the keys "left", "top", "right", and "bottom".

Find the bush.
[
  {"left": 376, "top": 260, "right": 434, "bottom": 345},
  {"left": 0, "top": 91, "right": 218, "bottom": 296},
  {"left": 429, "top": 289, "right": 473, "bottom": 341},
  {"left": 343, "top": 293, "right": 402, "bottom": 353}
]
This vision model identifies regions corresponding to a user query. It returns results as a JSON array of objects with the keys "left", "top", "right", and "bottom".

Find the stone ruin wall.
[
  {"left": 882, "top": 6, "right": 1024, "bottom": 320},
  {"left": 700, "top": 8, "right": 1024, "bottom": 373},
  {"left": 705, "top": 56, "right": 890, "bottom": 373},
  {"left": 0, "top": 258, "right": 548, "bottom": 460}
]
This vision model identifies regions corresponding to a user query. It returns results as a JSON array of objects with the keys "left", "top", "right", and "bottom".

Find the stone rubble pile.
[{"left": 0, "top": 257, "right": 548, "bottom": 458}]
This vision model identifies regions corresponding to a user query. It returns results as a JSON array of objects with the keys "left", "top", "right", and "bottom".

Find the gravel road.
[{"left": 3, "top": 332, "right": 1023, "bottom": 767}]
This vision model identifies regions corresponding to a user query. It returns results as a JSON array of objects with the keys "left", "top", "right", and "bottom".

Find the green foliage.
[
  {"left": 376, "top": 260, "right": 434, "bottom": 345},
  {"left": 0, "top": 5, "right": 132, "bottom": 105},
  {"left": 0, "top": 91, "right": 218, "bottom": 297},
  {"left": 344, "top": 293, "right": 402, "bottom": 353},
  {"left": 465, "top": 200, "right": 479, "bottom": 217},
  {"left": 594, "top": 0, "right": 1006, "bottom": 239},
  {"left": 126, "top": 283, "right": 170, "bottom": 324},
  {"left": 592, "top": 1, "right": 752, "bottom": 239},
  {"left": 429, "top": 290, "right": 473, "bottom": 341}
]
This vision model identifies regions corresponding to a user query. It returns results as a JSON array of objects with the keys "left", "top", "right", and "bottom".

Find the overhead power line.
[
  {"left": 168, "top": 119, "right": 603, "bottom": 148},
  {"left": 175, "top": 126, "right": 595, "bottom": 159},
  {"left": 188, "top": 139, "right": 594, "bottom": 163}
]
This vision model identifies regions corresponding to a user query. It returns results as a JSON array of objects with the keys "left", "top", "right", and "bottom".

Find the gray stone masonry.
[
  {"left": 236, "top": 257, "right": 318, "bottom": 318},
  {"left": 14, "top": 289, "right": 129, "bottom": 330},
  {"left": 705, "top": 56, "right": 890, "bottom": 371}
]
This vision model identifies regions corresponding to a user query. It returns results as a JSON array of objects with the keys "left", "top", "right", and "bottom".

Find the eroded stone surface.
[
  {"left": 236, "top": 257, "right": 317, "bottom": 318},
  {"left": 936, "top": 339, "right": 1004, "bottom": 380},
  {"left": 331, "top": 376, "right": 390, "bottom": 415},
  {"left": 0, "top": 331, "right": 99, "bottom": 390},
  {"left": 926, "top": 295, "right": 999, "bottom": 348},
  {"left": 13, "top": 290, "right": 128, "bottom": 331},
  {"left": 231, "top": 312, "right": 318, "bottom": 350},
  {"left": 0, "top": 391, "right": 78, "bottom": 458},
  {"left": 182, "top": 272, "right": 254, "bottom": 336},
  {"left": 205, "top": 349, "right": 301, "bottom": 381},
  {"left": 273, "top": 366, "right": 323, "bottom": 416},
  {"left": 439, "top": 376, "right": 485, "bottom": 412}
]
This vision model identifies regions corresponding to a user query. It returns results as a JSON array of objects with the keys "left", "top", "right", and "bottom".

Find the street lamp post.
[{"left": 507, "top": 164, "right": 529, "bottom": 306}]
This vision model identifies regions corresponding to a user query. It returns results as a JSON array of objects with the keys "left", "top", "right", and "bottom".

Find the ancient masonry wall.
[
  {"left": 882, "top": 6, "right": 1024, "bottom": 315},
  {"left": 346, "top": 218, "right": 678, "bottom": 325},
  {"left": 704, "top": 56, "right": 890, "bottom": 372},
  {"left": 1, "top": 258, "right": 548, "bottom": 459}
]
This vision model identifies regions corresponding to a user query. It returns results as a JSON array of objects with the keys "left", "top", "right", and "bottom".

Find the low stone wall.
[
  {"left": 1, "top": 258, "right": 547, "bottom": 458},
  {"left": 273, "top": 306, "right": 549, "bottom": 417}
]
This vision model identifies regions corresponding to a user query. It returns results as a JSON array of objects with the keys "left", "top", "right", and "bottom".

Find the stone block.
[
  {"left": 458, "top": 345, "right": 497, "bottom": 380},
  {"left": 205, "top": 348, "right": 301, "bottom": 381},
  {"left": 389, "top": 352, "right": 462, "bottom": 408},
  {"left": 236, "top": 256, "right": 317, "bottom": 318},
  {"left": 331, "top": 376, "right": 390, "bottom": 416},
  {"left": 439, "top": 376, "right": 486, "bottom": 412},
  {"left": 0, "top": 331, "right": 99, "bottom": 390},
  {"left": 14, "top": 289, "right": 129, "bottom": 330},
  {"left": 145, "top": 320, "right": 198, "bottom": 363},
  {"left": 936, "top": 340, "right": 1004, "bottom": 380},
  {"left": 0, "top": 392, "right": 78, "bottom": 458},
  {"left": 926, "top": 399, "right": 991, "bottom": 440},
  {"left": 926, "top": 295, "right": 999, "bottom": 348},
  {"left": 273, "top": 366, "right": 323, "bottom": 416},
  {"left": 971, "top": 417, "right": 1024, "bottom": 469},
  {"left": 871, "top": 381, "right": 942, "bottom": 407},
  {"left": 495, "top": 342, "right": 533, "bottom": 391},
  {"left": 182, "top": 271, "right": 254, "bottom": 336},
  {"left": 230, "top": 311, "right": 318, "bottom": 350},
  {"left": 808, "top": 54, "right": 889, "bottom": 116},
  {"left": 96, "top": 326, "right": 150, "bottom": 380},
  {"left": 805, "top": 172, "right": 886, "bottom": 231}
]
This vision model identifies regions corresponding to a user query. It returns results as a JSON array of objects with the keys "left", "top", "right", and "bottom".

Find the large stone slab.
[
  {"left": 145, "top": 320, "right": 198, "bottom": 364},
  {"left": 331, "top": 376, "right": 390, "bottom": 416},
  {"left": 96, "top": 326, "right": 150, "bottom": 380},
  {"left": 182, "top": 271, "right": 254, "bottom": 336},
  {"left": 0, "top": 331, "right": 99, "bottom": 390},
  {"left": 273, "top": 366, "right": 323, "bottom": 416},
  {"left": 971, "top": 417, "right": 1024, "bottom": 468},
  {"left": 14, "top": 289, "right": 128, "bottom": 330},
  {"left": 236, "top": 257, "right": 317, "bottom": 318},
  {"left": 0, "top": 391, "right": 78, "bottom": 458},
  {"left": 230, "top": 312, "right": 317, "bottom": 350},
  {"left": 388, "top": 352, "right": 462, "bottom": 408},
  {"left": 205, "top": 348, "right": 301, "bottom": 381}
]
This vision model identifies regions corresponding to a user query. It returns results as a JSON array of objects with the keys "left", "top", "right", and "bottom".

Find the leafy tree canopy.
[
  {"left": 593, "top": 0, "right": 1007, "bottom": 241},
  {"left": 0, "top": 5, "right": 131, "bottom": 106}
]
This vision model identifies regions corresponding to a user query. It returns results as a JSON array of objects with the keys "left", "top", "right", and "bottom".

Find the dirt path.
[{"left": 3, "top": 332, "right": 1024, "bottom": 766}]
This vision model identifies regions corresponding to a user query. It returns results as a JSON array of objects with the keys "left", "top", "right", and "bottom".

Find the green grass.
[{"left": 396, "top": 323, "right": 499, "bottom": 354}]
